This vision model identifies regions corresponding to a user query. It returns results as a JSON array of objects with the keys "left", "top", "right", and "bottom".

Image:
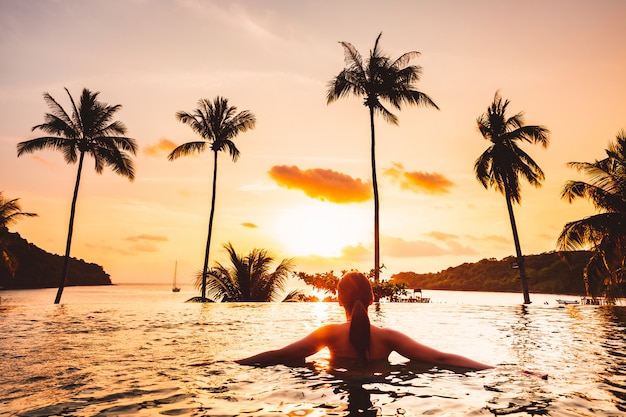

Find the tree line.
[
  {"left": 3, "top": 33, "right": 625, "bottom": 303},
  {"left": 389, "top": 251, "right": 592, "bottom": 295}
]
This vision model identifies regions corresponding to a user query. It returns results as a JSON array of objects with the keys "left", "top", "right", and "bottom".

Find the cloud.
[
  {"left": 268, "top": 165, "right": 372, "bottom": 203},
  {"left": 85, "top": 242, "right": 134, "bottom": 256},
  {"left": 143, "top": 138, "right": 177, "bottom": 157},
  {"left": 382, "top": 235, "right": 478, "bottom": 257},
  {"left": 383, "top": 162, "right": 454, "bottom": 195},
  {"left": 241, "top": 222, "right": 258, "bottom": 228},
  {"left": 125, "top": 234, "right": 169, "bottom": 242},
  {"left": 128, "top": 243, "right": 160, "bottom": 253},
  {"left": 465, "top": 234, "right": 511, "bottom": 245},
  {"left": 30, "top": 155, "right": 56, "bottom": 167},
  {"left": 340, "top": 244, "right": 372, "bottom": 261},
  {"left": 425, "top": 231, "right": 458, "bottom": 241}
]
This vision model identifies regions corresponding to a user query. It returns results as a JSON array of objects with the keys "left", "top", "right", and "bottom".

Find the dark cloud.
[
  {"left": 383, "top": 162, "right": 454, "bottom": 195},
  {"left": 143, "top": 138, "right": 177, "bottom": 157},
  {"left": 241, "top": 222, "right": 258, "bottom": 228},
  {"left": 268, "top": 165, "right": 372, "bottom": 203}
]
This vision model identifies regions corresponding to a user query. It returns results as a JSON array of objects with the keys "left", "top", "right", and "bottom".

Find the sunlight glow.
[{"left": 273, "top": 202, "right": 370, "bottom": 257}]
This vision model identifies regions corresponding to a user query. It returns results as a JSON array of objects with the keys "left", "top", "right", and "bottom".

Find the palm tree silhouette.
[
  {"left": 557, "top": 130, "right": 626, "bottom": 301},
  {"left": 0, "top": 193, "right": 38, "bottom": 276},
  {"left": 168, "top": 97, "right": 256, "bottom": 301},
  {"left": 327, "top": 32, "right": 438, "bottom": 284},
  {"left": 17, "top": 88, "right": 137, "bottom": 304},
  {"left": 200, "top": 242, "right": 294, "bottom": 302},
  {"left": 474, "top": 91, "right": 549, "bottom": 304}
]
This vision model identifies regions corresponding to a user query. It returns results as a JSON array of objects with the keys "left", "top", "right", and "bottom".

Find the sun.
[{"left": 273, "top": 201, "right": 370, "bottom": 257}]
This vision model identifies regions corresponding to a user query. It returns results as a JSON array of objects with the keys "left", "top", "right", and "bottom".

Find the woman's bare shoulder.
[
  {"left": 370, "top": 326, "right": 414, "bottom": 348},
  {"left": 371, "top": 325, "right": 403, "bottom": 338},
  {"left": 313, "top": 322, "right": 347, "bottom": 337}
]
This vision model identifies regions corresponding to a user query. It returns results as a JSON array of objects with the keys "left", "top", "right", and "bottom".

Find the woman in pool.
[{"left": 238, "top": 271, "right": 493, "bottom": 370}]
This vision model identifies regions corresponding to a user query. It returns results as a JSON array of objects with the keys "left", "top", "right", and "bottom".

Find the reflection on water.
[{"left": 1, "top": 285, "right": 626, "bottom": 416}]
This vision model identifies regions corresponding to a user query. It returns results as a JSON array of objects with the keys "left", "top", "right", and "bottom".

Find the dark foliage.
[
  {"left": 390, "top": 251, "right": 591, "bottom": 295},
  {"left": 0, "top": 231, "right": 111, "bottom": 289}
]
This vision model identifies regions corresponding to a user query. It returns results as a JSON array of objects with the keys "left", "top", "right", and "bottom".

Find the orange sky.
[{"left": 1, "top": 0, "right": 625, "bottom": 288}]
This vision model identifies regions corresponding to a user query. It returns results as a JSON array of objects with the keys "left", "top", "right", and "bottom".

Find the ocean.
[{"left": 1, "top": 284, "right": 624, "bottom": 416}]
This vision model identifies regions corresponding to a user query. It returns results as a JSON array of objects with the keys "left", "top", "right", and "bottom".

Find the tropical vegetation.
[
  {"left": 474, "top": 91, "right": 550, "bottom": 304},
  {"left": 557, "top": 130, "right": 626, "bottom": 301},
  {"left": 391, "top": 251, "right": 591, "bottom": 295},
  {"left": 169, "top": 97, "right": 256, "bottom": 302},
  {"left": 198, "top": 242, "right": 294, "bottom": 302},
  {"left": 296, "top": 269, "right": 408, "bottom": 301},
  {"left": 327, "top": 32, "right": 438, "bottom": 285},
  {"left": 0, "top": 193, "right": 37, "bottom": 277},
  {"left": 16, "top": 88, "right": 137, "bottom": 304}
]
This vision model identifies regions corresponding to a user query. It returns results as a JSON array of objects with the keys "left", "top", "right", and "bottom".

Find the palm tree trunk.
[
  {"left": 54, "top": 152, "right": 85, "bottom": 304},
  {"left": 504, "top": 188, "right": 531, "bottom": 304},
  {"left": 369, "top": 106, "right": 380, "bottom": 286},
  {"left": 201, "top": 150, "right": 219, "bottom": 301}
]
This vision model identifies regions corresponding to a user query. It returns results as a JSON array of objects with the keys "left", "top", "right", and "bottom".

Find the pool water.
[{"left": 1, "top": 285, "right": 625, "bottom": 416}]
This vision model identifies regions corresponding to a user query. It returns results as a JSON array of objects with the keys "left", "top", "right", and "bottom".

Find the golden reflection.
[
  {"left": 287, "top": 409, "right": 314, "bottom": 416},
  {"left": 310, "top": 301, "right": 334, "bottom": 327}
]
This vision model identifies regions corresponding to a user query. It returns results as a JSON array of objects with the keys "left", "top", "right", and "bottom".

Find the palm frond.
[
  {"left": 0, "top": 193, "right": 38, "bottom": 229},
  {"left": 167, "top": 141, "right": 207, "bottom": 160}
]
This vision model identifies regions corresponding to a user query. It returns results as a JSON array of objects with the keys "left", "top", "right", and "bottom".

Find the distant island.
[
  {"left": 0, "top": 231, "right": 112, "bottom": 290},
  {"left": 390, "top": 251, "right": 591, "bottom": 295}
]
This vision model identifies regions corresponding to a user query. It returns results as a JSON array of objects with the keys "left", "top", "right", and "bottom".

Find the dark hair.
[{"left": 338, "top": 272, "right": 373, "bottom": 363}]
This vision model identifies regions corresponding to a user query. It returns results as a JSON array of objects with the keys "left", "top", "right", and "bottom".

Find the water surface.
[{"left": 1, "top": 285, "right": 625, "bottom": 416}]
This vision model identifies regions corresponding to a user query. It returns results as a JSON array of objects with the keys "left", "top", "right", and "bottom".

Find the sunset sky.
[{"left": 1, "top": 0, "right": 625, "bottom": 289}]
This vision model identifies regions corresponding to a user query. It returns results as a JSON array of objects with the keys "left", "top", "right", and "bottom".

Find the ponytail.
[
  {"left": 349, "top": 299, "right": 371, "bottom": 363},
  {"left": 338, "top": 272, "right": 374, "bottom": 364}
]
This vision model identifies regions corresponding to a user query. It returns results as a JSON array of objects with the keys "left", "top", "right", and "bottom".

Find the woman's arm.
[
  {"left": 237, "top": 326, "right": 329, "bottom": 365},
  {"left": 384, "top": 328, "right": 493, "bottom": 370}
]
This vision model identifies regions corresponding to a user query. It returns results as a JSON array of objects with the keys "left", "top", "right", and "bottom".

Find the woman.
[{"left": 237, "top": 271, "right": 493, "bottom": 370}]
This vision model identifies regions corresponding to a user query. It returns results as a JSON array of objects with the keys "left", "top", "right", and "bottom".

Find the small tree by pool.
[{"left": 198, "top": 242, "right": 294, "bottom": 302}]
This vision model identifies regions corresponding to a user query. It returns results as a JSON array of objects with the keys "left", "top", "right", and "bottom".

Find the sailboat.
[{"left": 172, "top": 261, "right": 181, "bottom": 292}]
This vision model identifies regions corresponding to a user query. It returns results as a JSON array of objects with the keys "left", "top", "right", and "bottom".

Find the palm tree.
[
  {"left": 557, "top": 130, "right": 626, "bottom": 301},
  {"left": 17, "top": 88, "right": 137, "bottom": 304},
  {"left": 168, "top": 97, "right": 256, "bottom": 301},
  {"left": 198, "top": 242, "right": 294, "bottom": 302},
  {"left": 474, "top": 91, "right": 550, "bottom": 304},
  {"left": 0, "top": 193, "right": 38, "bottom": 276},
  {"left": 327, "top": 32, "right": 439, "bottom": 284}
]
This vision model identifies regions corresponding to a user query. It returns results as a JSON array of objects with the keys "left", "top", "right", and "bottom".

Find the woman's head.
[
  {"left": 338, "top": 271, "right": 373, "bottom": 364},
  {"left": 337, "top": 271, "right": 374, "bottom": 311}
]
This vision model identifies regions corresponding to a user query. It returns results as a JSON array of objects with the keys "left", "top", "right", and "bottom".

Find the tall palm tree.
[
  {"left": 17, "top": 88, "right": 137, "bottom": 304},
  {"left": 0, "top": 193, "right": 38, "bottom": 276},
  {"left": 557, "top": 130, "right": 626, "bottom": 301},
  {"left": 199, "top": 242, "right": 294, "bottom": 302},
  {"left": 168, "top": 97, "right": 256, "bottom": 301},
  {"left": 327, "top": 32, "right": 439, "bottom": 284},
  {"left": 474, "top": 91, "right": 549, "bottom": 304}
]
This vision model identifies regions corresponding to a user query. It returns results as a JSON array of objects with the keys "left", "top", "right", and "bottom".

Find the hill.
[
  {"left": 390, "top": 251, "right": 591, "bottom": 295},
  {"left": 0, "top": 231, "right": 112, "bottom": 289}
]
